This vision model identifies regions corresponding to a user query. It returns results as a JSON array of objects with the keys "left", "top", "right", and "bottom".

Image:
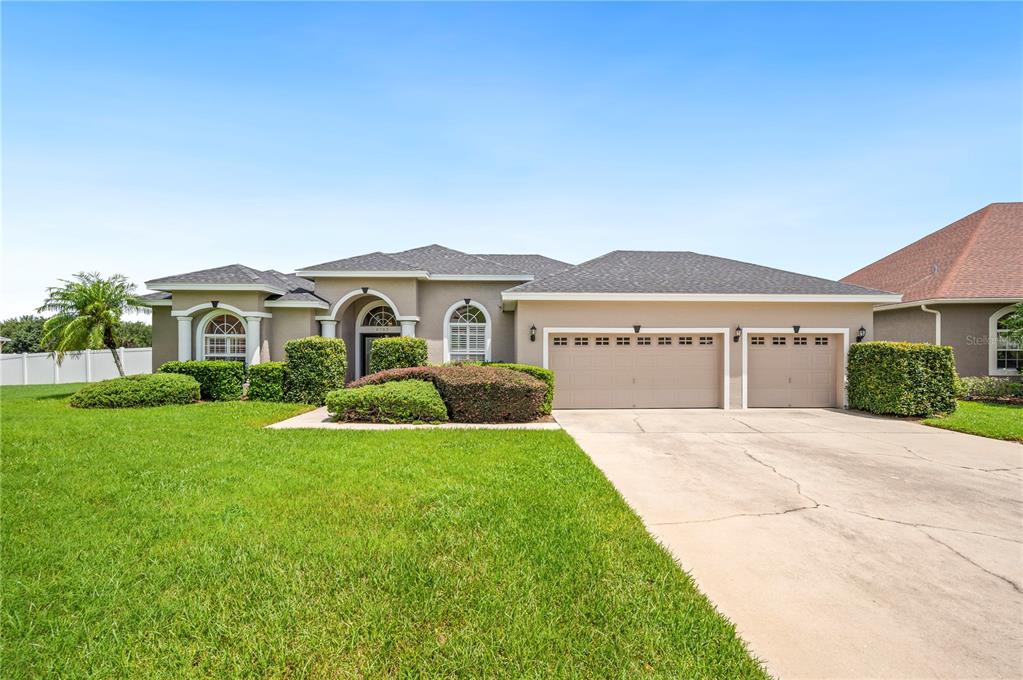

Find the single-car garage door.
[
  {"left": 549, "top": 333, "right": 723, "bottom": 409},
  {"left": 747, "top": 334, "right": 840, "bottom": 407}
]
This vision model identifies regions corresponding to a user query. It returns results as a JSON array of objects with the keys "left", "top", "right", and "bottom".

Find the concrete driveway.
[{"left": 556, "top": 408, "right": 1023, "bottom": 679}]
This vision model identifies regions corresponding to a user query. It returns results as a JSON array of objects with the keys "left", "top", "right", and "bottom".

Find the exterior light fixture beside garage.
[
  {"left": 530, "top": 325, "right": 536, "bottom": 342},
  {"left": 857, "top": 326, "right": 867, "bottom": 342},
  {"left": 733, "top": 325, "right": 742, "bottom": 342}
]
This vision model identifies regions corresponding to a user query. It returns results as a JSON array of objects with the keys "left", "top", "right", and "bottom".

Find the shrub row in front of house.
[
  {"left": 957, "top": 376, "right": 1023, "bottom": 403},
  {"left": 70, "top": 373, "right": 201, "bottom": 408},
  {"left": 344, "top": 364, "right": 546, "bottom": 422},
  {"left": 847, "top": 341, "right": 958, "bottom": 417},
  {"left": 159, "top": 360, "right": 246, "bottom": 401}
]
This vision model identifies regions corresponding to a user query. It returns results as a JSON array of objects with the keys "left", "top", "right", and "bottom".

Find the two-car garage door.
[
  {"left": 548, "top": 331, "right": 841, "bottom": 409},
  {"left": 549, "top": 333, "right": 723, "bottom": 409}
]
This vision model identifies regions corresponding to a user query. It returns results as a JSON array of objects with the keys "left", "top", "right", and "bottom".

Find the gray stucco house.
[
  {"left": 842, "top": 203, "right": 1022, "bottom": 377},
  {"left": 143, "top": 244, "right": 897, "bottom": 409}
]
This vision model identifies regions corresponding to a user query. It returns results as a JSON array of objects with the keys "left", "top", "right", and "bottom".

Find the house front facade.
[
  {"left": 143, "top": 245, "right": 898, "bottom": 409},
  {"left": 842, "top": 203, "right": 1023, "bottom": 377}
]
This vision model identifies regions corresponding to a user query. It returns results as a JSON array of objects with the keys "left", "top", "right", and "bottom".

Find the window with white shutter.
[{"left": 447, "top": 304, "right": 488, "bottom": 362}]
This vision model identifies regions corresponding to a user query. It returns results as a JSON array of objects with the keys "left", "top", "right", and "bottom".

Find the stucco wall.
[
  {"left": 874, "top": 302, "right": 1021, "bottom": 377},
  {"left": 934, "top": 303, "right": 1019, "bottom": 377},
  {"left": 266, "top": 308, "right": 318, "bottom": 361},
  {"left": 873, "top": 307, "right": 937, "bottom": 345},
  {"left": 169, "top": 290, "right": 267, "bottom": 314},
  {"left": 415, "top": 281, "right": 517, "bottom": 364},
  {"left": 312, "top": 278, "right": 418, "bottom": 319},
  {"left": 513, "top": 300, "right": 876, "bottom": 409},
  {"left": 151, "top": 306, "right": 177, "bottom": 371}
]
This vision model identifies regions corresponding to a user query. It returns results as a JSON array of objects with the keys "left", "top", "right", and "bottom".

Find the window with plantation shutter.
[{"left": 447, "top": 304, "right": 488, "bottom": 362}]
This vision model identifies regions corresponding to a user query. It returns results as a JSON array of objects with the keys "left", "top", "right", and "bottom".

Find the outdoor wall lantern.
[
  {"left": 211, "top": 300, "right": 219, "bottom": 308},
  {"left": 530, "top": 325, "right": 537, "bottom": 342},
  {"left": 733, "top": 325, "right": 742, "bottom": 342},
  {"left": 856, "top": 326, "right": 867, "bottom": 342},
  {"left": 793, "top": 325, "right": 801, "bottom": 334},
  {"left": 633, "top": 324, "right": 642, "bottom": 333}
]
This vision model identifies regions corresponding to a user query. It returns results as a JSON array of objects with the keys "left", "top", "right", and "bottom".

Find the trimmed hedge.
[
  {"left": 284, "top": 336, "right": 347, "bottom": 405},
  {"left": 847, "top": 342, "right": 958, "bottom": 417},
  {"left": 369, "top": 336, "right": 428, "bottom": 373},
  {"left": 349, "top": 365, "right": 546, "bottom": 422},
  {"left": 159, "top": 360, "right": 245, "bottom": 401},
  {"left": 70, "top": 373, "right": 200, "bottom": 409},
  {"left": 247, "top": 361, "right": 286, "bottom": 402},
  {"left": 958, "top": 376, "right": 1023, "bottom": 403},
  {"left": 326, "top": 380, "right": 448, "bottom": 423},
  {"left": 485, "top": 363, "right": 555, "bottom": 415}
]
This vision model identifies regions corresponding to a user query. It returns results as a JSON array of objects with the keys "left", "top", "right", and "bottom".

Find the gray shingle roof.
[
  {"left": 475, "top": 254, "right": 572, "bottom": 278},
  {"left": 300, "top": 251, "right": 421, "bottom": 273},
  {"left": 300, "top": 244, "right": 538, "bottom": 278},
  {"left": 146, "top": 264, "right": 286, "bottom": 289},
  {"left": 140, "top": 292, "right": 171, "bottom": 302},
  {"left": 507, "top": 251, "right": 892, "bottom": 295}
]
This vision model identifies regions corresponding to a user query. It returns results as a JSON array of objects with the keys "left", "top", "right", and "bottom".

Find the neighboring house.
[
  {"left": 842, "top": 203, "right": 1023, "bottom": 377},
  {"left": 142, "top": 244, "right": 897, "bottom": 409}
]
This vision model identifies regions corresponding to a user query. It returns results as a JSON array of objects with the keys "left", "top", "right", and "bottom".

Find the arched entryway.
[{"left": 355, "top": 300, "right": 401, "bottom": 377}]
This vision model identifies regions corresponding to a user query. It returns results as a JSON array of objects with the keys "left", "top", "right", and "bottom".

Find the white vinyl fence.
[{"left": 1, "top": 348, "right": 152, "bottom": 386}]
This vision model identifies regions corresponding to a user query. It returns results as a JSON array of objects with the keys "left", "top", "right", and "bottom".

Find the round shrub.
[
  {"left": 369, "top": 336, "right": 428, "bottom": 373},
  {"left": 847, "top": 342, "right": 958, "bottom": 417},
  {"left": 158, "top": 360, "right": 245, "bottom": 401},
  {"left": 70, "top": 373, "right": 200, "bottom": 409},
  {"left": 326, "top": 380, "right": 448, "bottom": 423},
  {"left": 349, "top": 365, "right": 546, "bottom": 422},
  {"left": 284, "top": 336, "right": 347, "bottom": 405},
  {"left": 247, "top": 361, "right": 286, "bottom": 402}
]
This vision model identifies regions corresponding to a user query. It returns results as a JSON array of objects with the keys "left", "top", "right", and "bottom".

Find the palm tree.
[{"left": 38, "top": 273, "right": 147, "bottom": 377}]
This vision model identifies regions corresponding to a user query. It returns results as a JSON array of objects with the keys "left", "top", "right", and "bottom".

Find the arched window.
[
  {"left": 362, "top": 305, "right": 398, "bottom": 328},
  {"left": 203, "top": 314, "right": 247, "bottom": 362},
  {"left": 991, "top": 306, "right": 1021, "bottom": 375},
  {"left": 446, "top": 302, "right": 489, "bottom": 362}
]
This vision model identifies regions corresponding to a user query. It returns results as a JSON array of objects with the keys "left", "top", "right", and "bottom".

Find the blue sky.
[{"left": 2, "top": 2, "right": 1020, "bottom": 318}]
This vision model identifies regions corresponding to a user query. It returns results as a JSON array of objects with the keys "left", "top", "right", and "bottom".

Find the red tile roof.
[{"left": 842, "top": 203, "right": 1023, "bottom": 303}]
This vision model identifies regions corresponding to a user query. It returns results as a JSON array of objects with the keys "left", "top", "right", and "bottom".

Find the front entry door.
[{"left": 360, "top": 333, "right": 399, "bottom": 377}]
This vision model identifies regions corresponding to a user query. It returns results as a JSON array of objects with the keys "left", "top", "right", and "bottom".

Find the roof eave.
[
  {"left": 263, "top": 299, "right": 330, "bottom": 310},
  {"left": 874, "top": 296, "right": 1022, "bottom": 311},
  {"left": 146, "top": 283, "right": 288, "bottom": 295}
]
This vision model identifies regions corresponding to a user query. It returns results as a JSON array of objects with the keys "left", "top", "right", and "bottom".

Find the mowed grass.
[
  {"left": 1, "top": 384, "right": 765, "bottom": 678},
  {"left": 923, "top": 400, "right": 1023, "bottom": 441}
]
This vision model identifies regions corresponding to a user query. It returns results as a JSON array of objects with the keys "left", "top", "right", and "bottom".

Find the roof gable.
[{"left": 841, "top": 203, "right": 1023, "bottom": 302}]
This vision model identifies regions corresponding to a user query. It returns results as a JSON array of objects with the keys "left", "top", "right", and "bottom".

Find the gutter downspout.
[{"left": 921, "top": 304, "right": 941, "bottom": 345}]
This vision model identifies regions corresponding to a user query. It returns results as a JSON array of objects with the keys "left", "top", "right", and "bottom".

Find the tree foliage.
[{"left": 37, "top": 273, "right": 147, "bottom": 376}]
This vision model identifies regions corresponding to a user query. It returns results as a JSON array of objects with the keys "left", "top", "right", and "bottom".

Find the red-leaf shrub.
[{"left": 348, "top": 365, "right": 545, "bottom": 422}]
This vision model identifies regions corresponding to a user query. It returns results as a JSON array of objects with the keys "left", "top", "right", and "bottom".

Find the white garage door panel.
[
  {"left": 748, "top": 334, "right": 839, "bottom": 408},
  {"left": 550, "top": 334, "right": 722, "bottom": 409}
]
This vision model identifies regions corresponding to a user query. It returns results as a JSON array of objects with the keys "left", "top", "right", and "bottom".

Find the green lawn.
[
  {"left": 1, "top": 384, "right": 765, "bottom": 678},
  {"left": 923, "top": 400, "right": 1023, "bottom": 441}
]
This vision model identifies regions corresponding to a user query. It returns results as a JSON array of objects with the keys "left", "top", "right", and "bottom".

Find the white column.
[
  {"left": 245, "top": 317, "right": 262, "bottom": 366},
  {"left": 320, "top": 320, "right": 337, "bottom": 338},
  {"left": 177, "top": 317, "right": 192, "bottom": 361},
  {"left": 400, "top": 320, "right": 417, "bottom": 337}
]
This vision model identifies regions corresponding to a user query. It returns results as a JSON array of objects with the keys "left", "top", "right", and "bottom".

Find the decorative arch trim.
[
  {"left": 319, "top": 288, "right": 402, "bottom": 321},
  {"left": 171, "top": 302, "right": 270, "bottom": 318},
  {"left": 194, "top": 309, "right": 248, "bottom": 362},
  {"left": 442, "top": 299, "right": 492, "bottom": 363}
]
